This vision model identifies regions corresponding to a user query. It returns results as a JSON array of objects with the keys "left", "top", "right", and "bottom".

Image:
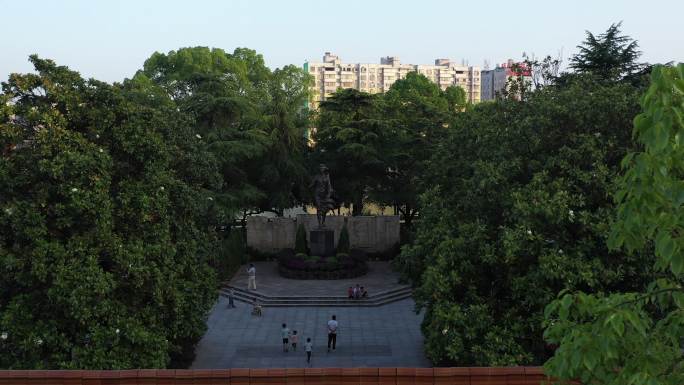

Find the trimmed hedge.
[{"left": 277, "top": 249, "right": 368, "bottom": 279}]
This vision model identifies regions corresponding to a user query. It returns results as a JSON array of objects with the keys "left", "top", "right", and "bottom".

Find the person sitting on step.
[{"left": 361, "top": 286, "right": 368, "bottom": 298}]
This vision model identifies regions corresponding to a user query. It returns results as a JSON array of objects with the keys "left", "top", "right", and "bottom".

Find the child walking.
[
  {"left": 290, "top": 330, "right": 299, "bottom": 351},
  {"left": 305, "top": 337, "right": 313, "bottom": 364},
  {"left": 281, "top": 323, "right": 290, "bottom": 352}
]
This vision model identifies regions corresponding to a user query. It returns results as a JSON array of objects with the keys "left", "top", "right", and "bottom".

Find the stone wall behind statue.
[{"left": 246, "top": 215, "right": 400, "bottom": 254}]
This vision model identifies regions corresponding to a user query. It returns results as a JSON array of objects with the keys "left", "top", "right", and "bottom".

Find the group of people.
[
  {"left": 347, "top": 284, "right": 368, "bottom": 299},
  {"left": 280, "top": 315, "right": 338, "bottom": 364}
]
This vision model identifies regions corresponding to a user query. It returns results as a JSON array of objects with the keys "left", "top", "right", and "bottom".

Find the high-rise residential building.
[
  {"left": 480, "top": 59, "right": 532, "bottom": 101},
  {"left": 304, "top": 52, "right": 481, "bottom": 108}
]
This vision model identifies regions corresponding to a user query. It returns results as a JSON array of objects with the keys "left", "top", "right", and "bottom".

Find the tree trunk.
[{"left": 352, "top": 195, "right": 363, "bottom": 216}]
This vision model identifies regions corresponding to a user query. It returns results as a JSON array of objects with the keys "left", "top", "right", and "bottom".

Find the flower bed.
[{"left": 277, "top": 249, "right": 368, "bottom": 279}]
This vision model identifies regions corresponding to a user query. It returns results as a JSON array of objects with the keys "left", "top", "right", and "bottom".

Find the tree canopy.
[
  {"left": 313, "top": 73, "right": 462, "bottom": 221},
  {"left": 543, "top": 64, "right": 684, "bottom": 385},
  {"left": 140, "top": 47, "right": 312, "bottom": 220},
  {"left": 394, "top": 73, "right": 653, "bottom": 366},
  {"left": 570, "top": 22, "right": 644, "bottom": 81},
  {"left": 0, "top": 56, "right": 220, "bottom": 368}
]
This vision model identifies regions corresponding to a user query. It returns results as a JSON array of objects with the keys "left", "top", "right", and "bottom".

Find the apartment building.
[
  {"left": 304, "top": 52, "right": 481, "bottom": 108},
  {"left": 481, "top": 59, "right": 532, "bottom": 100}
]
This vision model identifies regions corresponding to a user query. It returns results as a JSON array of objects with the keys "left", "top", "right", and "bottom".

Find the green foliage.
[
  {"left": 140, "top": 47, "right": 312, "bottom": 220},
  {"left": 295, "top": 223, "right": 308, "bottom": 254},
  {"left": 373, "top": 72, "right": 453, "bottom": 225},
  {"left": 544, "top": 64, "right": 684, "bottom": 385},
  {"left": 305, "top": 255, "right": 321, "bottom": 264},
  {"left": 315, "top": 73, "right": 456, "bottom": 223},
  {"left": 0, "top": 56, "right": 220, "bottom": 368},
  {"left": 313, "top": 88, "right": 386, "bottom": 215},
  {"left": 570, "top": 22, "right": 644, "bottom": 81},
  {"left": 395, "top": 74, "right": 653, "bottom": 366},
  {"left": 337, "top": 224, "right": 350, "bottom": 254},
  {"left": 216, "top": 229, "right": 247, "bottom": 281}
]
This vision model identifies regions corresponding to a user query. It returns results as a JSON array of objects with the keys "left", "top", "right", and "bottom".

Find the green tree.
[
  {"left": 295, "top": 223, "right": 308, "bottom": 255},
  {"left": 395, "top": 74, "right": 652, "bottom": 366},
  {"left": 313, "top": 88, "right": 386, "bottom": 215},
  {"left": 373, "top": 72, "right": 453, "bottom": 225},
  {"left": 338, "top": 224, "right": 350, "bottom": 254},
  {"left": 0, "top": 56, "right": 219, "bottom": 369},
  {"left": 569, "top": 22, "right": 644, "bottom": 81},
  {"left": 140, "top": 47, "right": 311, "bottom": 222},
  {"left": 543, "top": 64, "right": 684, "bottom": 385}
]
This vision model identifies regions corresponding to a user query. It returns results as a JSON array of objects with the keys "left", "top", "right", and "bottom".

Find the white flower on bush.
[
  {"left": 99, "top": 148, "right": 104, "bottom": 153},
  {"left": 71, "top": 188, "right": 78, "bottom": 192},
  {"left": 115, "top": 328, "right": 120, "bottom": 334},
  {"left": 95, "top": 134, "right": 100, "bottom": 139},
  {"left": 1, "top": 332, "right": 7, "bottom": 340},
  {"left": 568, "top": 209, "right": 575, "bottom": 219},
  {"left": 526, "top": 229, "right": 533, "bottom": 236},
  {"left": 159, "top": 186, "right": 165, "bottom": 191},
  {"left": 195, "top": 134, "right": 202, "bottom": 139},
  {"left": 207, "top": 197, "right": 214, "bottom": 201},
  {"left": 442, "top": 328, "right": 449, "bottom": 335},
  {"left": 35, "top": 338, "right": 43, "bottom": 346},
  {"left": 4, "top": 208, "right": 12, "bottom": 215},
  {"left": 559, "top": 249, "right": 564, "bottom": 254}
]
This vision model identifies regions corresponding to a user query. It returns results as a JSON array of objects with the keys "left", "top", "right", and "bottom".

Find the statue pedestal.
[{"left": 310, "top": 229, "right": 335, "bottom": 257}]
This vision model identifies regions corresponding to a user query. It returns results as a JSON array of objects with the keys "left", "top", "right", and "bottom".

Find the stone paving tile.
[
  {"left": 228, "top": 261, "right": 404, "bottom": 296},
  {"left": 191, "top": 297, "right": 431, "bottom": 368}
]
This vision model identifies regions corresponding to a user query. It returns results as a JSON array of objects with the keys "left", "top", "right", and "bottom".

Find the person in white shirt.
[
  {"left": 327, "top": 315, "right": 338, "bottom": 352},
  {"left": 281, "top": 323, "right": 291, "bottom": 352},
  {"left": 305, "top": 337, "right": 313, "bottom": 364},
  {"left": 247, "top": 263, "right": 256, "bottom": 290}
]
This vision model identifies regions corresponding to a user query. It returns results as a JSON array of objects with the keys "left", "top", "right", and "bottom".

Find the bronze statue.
[{"left": 310, "top": 164, "right": 335, "bottom": 227}]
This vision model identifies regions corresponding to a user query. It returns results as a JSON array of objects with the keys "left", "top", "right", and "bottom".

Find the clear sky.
[{"left": 1, "top": 0, "right": 682, "bottom": 83}]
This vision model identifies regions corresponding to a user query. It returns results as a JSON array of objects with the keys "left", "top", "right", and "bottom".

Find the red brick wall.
[{"left": 0, "top": 367, "right": 551, "bottom": 385}]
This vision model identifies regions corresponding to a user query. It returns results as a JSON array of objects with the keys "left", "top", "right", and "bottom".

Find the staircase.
[{"left": 220, "top": 285, "right": 412, "bottom": 307}]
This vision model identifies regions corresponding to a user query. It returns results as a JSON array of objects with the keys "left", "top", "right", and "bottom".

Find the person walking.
[
  {"left": 281, "top": 323, "right": 291, "bottom": 352},
  {"left": 227, "top": 289, "right": 236, "bottom": 308},
  {"left": 305, "top": 337, "right": 313, "bottom": 364},
  {"left": 247, "top": 263, "right": 257, "bottom": 290},
  {"left": 291, "top": 330, "right": 299, "bottom": 351},
  {"left": 327, "top": 315, "right": 338, "bottom": 352}
]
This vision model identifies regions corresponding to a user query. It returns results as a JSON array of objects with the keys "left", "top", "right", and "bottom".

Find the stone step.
[
  {"left": 222, "top": 284, "right": 411, "bottom": 301},
  {"left": 221, "top": 286, "right": 412, "bottom": 303},
  {"left": 220, "top": 286, "right": 412, "bottom": 307},
  {"left": 224, "top": 291, "right": 411, "bottom": 305},
  {"left": 256, "top": 292, "right": 413, "bottom": 307}
]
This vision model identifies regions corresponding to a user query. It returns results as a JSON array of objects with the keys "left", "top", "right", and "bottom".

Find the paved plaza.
[
  {"left": 191, "top": 297, "right": 429, "bottom": 368},
  {"left": 192, "top": 262, "right": 430, "bottom": 368}
]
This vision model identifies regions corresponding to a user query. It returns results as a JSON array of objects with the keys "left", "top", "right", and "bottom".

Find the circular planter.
[{"left": 276, "top": 249, "right": 368, "bottom": 280}]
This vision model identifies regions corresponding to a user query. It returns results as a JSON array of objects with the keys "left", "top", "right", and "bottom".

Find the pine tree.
[{"left": 570, "top": 22, "right": 643, "bottom": 81}]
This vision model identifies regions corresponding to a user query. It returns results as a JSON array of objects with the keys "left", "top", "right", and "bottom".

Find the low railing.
[{"left": 0, "top": 367, "right": 550, "bottom": 384}]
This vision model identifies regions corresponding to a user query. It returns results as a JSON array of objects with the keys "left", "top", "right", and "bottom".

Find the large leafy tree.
[
  {"left": 0, "top": 56, "right": 220, "bottom": 368},
  {"left": 373, "top": 73, "right": 454, "bottom": 225},
  {"left": 395, "top": 74, "right": 653, "bottom": 366},
  {"left": 544, "top": 64, "right": 684, "bottom": 385},
  {"left": 570, "top": 22, "right": 644, "bottom": 81},
  {"left": 312, "top": 88, "right": 386, "bottom": 215},
  {"left": 140, "top": 47, "right": 311, "bottom": 221}
]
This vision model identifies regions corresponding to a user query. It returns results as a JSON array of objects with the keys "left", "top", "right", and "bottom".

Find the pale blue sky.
[{"left": 1, "top": 0, "right": 682, "bottom": 83}]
